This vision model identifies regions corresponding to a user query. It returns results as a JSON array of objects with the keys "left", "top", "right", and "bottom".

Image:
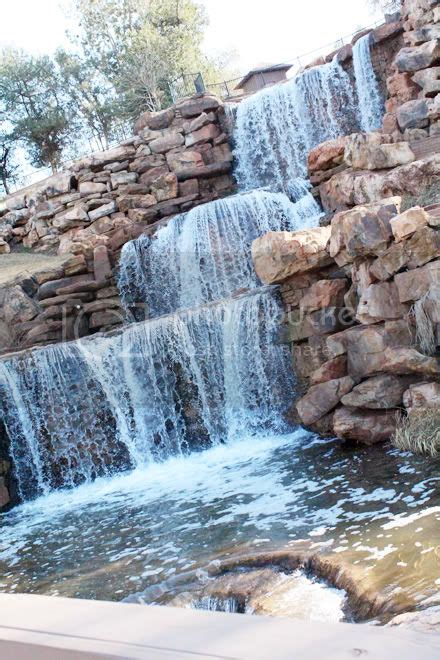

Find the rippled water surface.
[{"left": 0, "top": 430, "right": 439, "bottom": 619}]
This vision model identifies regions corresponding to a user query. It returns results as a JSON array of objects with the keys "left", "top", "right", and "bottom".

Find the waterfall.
[
  {"left": 352, "top": 34, "right": 384, "bottom": 132},
  {"left": 117, "top": 189, "right": 322, "bottom": 317},
  {"left": 232, "top": 57, "right": 358, "bottom": 192},
  {"left": 0, "top": 290, "right": 293, "bottom": 500}
]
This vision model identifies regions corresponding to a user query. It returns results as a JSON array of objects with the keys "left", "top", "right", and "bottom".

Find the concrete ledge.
[{"left": 0, "top": 594, "right": 438, "bottom": 659}]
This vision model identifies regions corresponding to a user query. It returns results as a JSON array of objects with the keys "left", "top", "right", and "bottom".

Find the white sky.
[{"left": 1, "top": 0, "right": 381, "bottom": 75}]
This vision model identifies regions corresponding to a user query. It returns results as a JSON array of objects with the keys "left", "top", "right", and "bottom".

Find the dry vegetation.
[{"left": 392, "top": 409, "right": 440, "bottom": 456}]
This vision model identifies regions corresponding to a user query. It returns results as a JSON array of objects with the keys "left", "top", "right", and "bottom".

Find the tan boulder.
[
  {"left": 344, "top": 133, "right": 415, "bottom": 170},
  {"left": 370, "top": 241, "right": 409, "bottom": 280},
  {"left": 185, "top": 123, "right": 220, "bottom": 147},
  {"left": 394, "top": 40, "right": 440, "bottom": 73},
  {"left": 390, "top": 206, "right": 429, "bottom": 241},
  {"left": 300, "top": 279, "right": 348, "bottom": 313},
  {"left": 382, "top": 347, "right": 440, "bottom": 376},
  {"left": 395, "top": 260, "right": 440, "bottom": 302},
  {"left": 252, "top": 227, "right": 332, "bottom": 284},
  {"left": 356, "top": 282, "right": 409, "bottom": 325},
  {"left": 344, "top": 321, "right": 412, "bottom": 378},
  {"left": 403, "top": 381, "right": 440, "bottom": 410},
  {"left": 329, "top": 197, "right": 400, "bottom": 266},
  {"left": 341, "top": 374, "right": 415, "bottom": 409},
  {"left": 149, "top": 173, "right": 178, "bottom": 202},
  {"left": 149, "top": 132, "right": 185, "bottom": 154},
  {"left": 333, "top": 407, "right": 397, "bottom": 444},
  {"left": 319, "top": 155, "right": 440, "bottom": 215},
  {"left": 117, "top": 195, "right": 157, "bottom": 212},
  {"left": 307, "top": 137, "right": 347, "bottom": 173},
  {"left": 177, "top": 95, "right": 220, "bottom": 118},
  {"left": 386, "top": 72, "right": 420, "bottom": 105},
  {"left": 145, "top": 108, "right": 175, "bottom": 131},
  {"left": 295, "top": 376, "right": 356, "bottom": 426},
  {"left": 310, "top": 355, "right": 347, "bottom": 385},
  {"left": 79, "top": 181, "right": 107, "bottom": 196},
  {"left": 166, "top": 151, "right": 204, "bottom": 172}
]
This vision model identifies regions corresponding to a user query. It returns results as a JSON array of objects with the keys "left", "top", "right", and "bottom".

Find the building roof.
[{"left": 235, "top": 63, "right": 292, "bottom": 90}]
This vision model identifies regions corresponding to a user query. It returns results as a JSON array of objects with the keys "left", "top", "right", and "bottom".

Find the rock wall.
[
  {"left": 253, "top": 198, "right": 439, "bottom": 444},
  {"left": 252, "top": 0, "right": 440, "bottom": 446},
  {"left": 0, "top": 94, "right": 235, "bottom": 355}
]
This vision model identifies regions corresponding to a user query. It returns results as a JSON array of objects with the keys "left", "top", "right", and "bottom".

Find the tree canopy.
[{"left": 0, "top": 0, "right": 236, "bottom": 193}]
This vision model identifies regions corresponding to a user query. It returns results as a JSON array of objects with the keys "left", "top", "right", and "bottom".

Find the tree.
[
  {"left": 55, "top": 50, "right": 120, "bottom": 150},
  {"left": 70, "top": 0, "right": 236, "bottom": 117},
  {"left": 367, "top": 0, "right": 402, "bottom": 13},
  {"left": 0, "top": 50, "right": 73, "bottom": 172},
  {"left": 0, "top": 129, "right": 19, "bottom": 195}
]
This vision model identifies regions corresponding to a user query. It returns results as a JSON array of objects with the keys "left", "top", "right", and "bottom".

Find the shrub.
[{"left": 392, "top": 409, "right": 440, "bottom": 456}]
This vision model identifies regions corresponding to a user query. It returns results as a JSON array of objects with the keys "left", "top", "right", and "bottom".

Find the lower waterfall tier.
[{"left": 0, "top": 289, "right": 293, "bottom": 501}]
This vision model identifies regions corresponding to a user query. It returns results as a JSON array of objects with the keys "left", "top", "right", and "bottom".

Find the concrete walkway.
[{"left": 0, "top": 594, "right": 439, "bottom": 659}]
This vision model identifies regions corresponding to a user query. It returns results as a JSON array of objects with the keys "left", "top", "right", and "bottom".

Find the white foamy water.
[{"left": 353, "top": 34, "right": 384, "bottom": 132}]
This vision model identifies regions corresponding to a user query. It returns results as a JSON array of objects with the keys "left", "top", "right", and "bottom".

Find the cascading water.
[
  {"left": 232, "top": 56, "right": 358, "bottom": 192},
  {"left": 117, "top": 189, "right": 322, "bottom": 317},
  {"left": 352, "top": 34, "right": 384, "bottom": 132}
]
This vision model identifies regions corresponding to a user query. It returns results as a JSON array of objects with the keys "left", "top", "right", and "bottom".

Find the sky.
[{"left": 0, "top": 0, "right": 382, "bottom": 75}]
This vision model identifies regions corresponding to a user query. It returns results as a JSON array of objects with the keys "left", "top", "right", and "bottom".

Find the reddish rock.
[
  {"left": 310, "top": 355, "right": 347, "bottom": 385},
  {"left": 63, "top": 254, "right": 88, "bottom": 277},
  {"left": 300, "top": 279, "right": 348, "bottom": 313},
  {"left": 93, "top": 245, "right": 112, "bottom": 282},
  {"left": 295, "top": 376, "right": 356, "bottom": 426},
  {"left": 166, "top": 150, "right": 204, "bottom": 172},
  {"left": 386, "top": 72, "right": 420, "bottom": 104},
  {"left": 370, "top": 242, "right": 409, "bottom": 280},
  {"left": 149, "top": 132, "right": 184, "bottom": 154},
  {"left": 344, "top": 321, "right": 412, "bottom": 378},
  {"left": 185, "top": 124, "right": 220, "bottom": 147},
  {"left": 88, "top": 201, "right": 117, "bottom": 222},
  {"left": 177, "top": 95, "right": 220, "bottom": 118},
  {"left": 356, "top": 282, "right": 409, "bottom": 325},
  {"left": 333, "top": 406, "right": 397, "bottom": 444},
  {"left": 149, "top": 173, "right": 178, "bottom": 202},
  {"left": 0, "top": 477, "right": 10, "bottom": 508},
  {"left": 117, "top": 194, "right": 157, "bottom": 212},
  {"left": 329, "top": 198, "right": 400, "bottom": 266},
  {"left": 405, "top": 226, "right": 440, "bottom": 268},
  {"left": 341, "top": 374, "right": 415, "bottom": 409},
  {"left": 395, "top": 260, "right": 440, "bottom": 301},
  {"left": 403, "top": 381, "right": 440, "bottom": 410},
  {"left": 382, "top": 347, "right": 440, "bottom": 376},
  {"left": 281, "top": 307, "right": 350, "bottom": 342},
  {"left": 292, "top": 338, "right": 329, "bottom": 380},
  {"left": 252, "top": 227, "right": 332, "bottom": 284},
  {"left": 307, "top": 137, "right": 347, "bottom": 174},
  {"left": 390, "top": 206, "right": 429, "bottom": 241},
  {"left": 146, "top": 108, "right": 175, "bottom": 131}
]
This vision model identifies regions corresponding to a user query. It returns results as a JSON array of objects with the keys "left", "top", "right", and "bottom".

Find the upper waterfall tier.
[
  {"left": 117, "top": 188, "right": 322, "bottom": 318},
  {"left": 231, "top": 45, "right": 384, "bottom": 192},
  {"left": 0, "top": 289, "right": 293, "bottom": 501},
  {"left": 353, "top": 34, "right": 385, "bottom": 133}
]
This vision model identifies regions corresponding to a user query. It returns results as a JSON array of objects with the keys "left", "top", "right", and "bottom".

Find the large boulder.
[
  {"left": 390, "top": 206, "right": 429, "bottom": 241},
  {"left": 299, "top": 279, "right": 348, "bottom": 313},
  {"left": 397, "top": 99, "right": 430, "bottom": 130},
  {"left": 252, "top": 227, "right": 332, "bottom": 284},
  {"left": 307, "top": 137, "right": 347, "bottom": 173},
  {"left": 341, "top": 374, "right": 415, "bottom": 409},
  {"left": 3, "top": 286, "right": 40, "bottom": 325},
  {"left": 395, "top": 259, "right": 440, "bottom": 301},
  {"left": 319, "top": 155, "right": 440, "bottom": 214},
  {"left": 329, "top": 197, "right": 401, "bottom": 266},
  {"left": 344, "top": 133, "right": 415, "bottom": 170},
  {"left": 333, "top": 406, "right": 397, "bottom": 444},
  {"left": 382, "top": 347, "right": 440, "bottom": 376},
  {"left": 356, "top": 282, "right": 409, "bottom": 325},
  {"left": 176, "top": 95, "right": 220, "bottom": 118},
  {"left": 149, "top": 132, "right": 185, "bottom": 154},
  {"left": 295, "top": 376, "right": 356, "bottom": 426},
  {"left": 343, "top": 321, "right": 412, "bottom": 378},
  {"left": 403, "top": 381, "right": 440, "bottom": 410},
  {"left": 394, "top": 40, "right": 440, "bottom": 72}
]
